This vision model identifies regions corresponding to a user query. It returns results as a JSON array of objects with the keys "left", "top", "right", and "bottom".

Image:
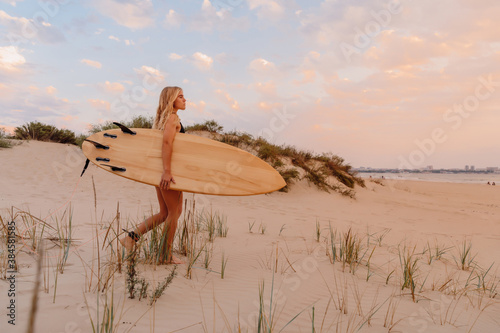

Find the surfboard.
[{"left": 82, "top": 127, "right": 286, "bottom": 196}]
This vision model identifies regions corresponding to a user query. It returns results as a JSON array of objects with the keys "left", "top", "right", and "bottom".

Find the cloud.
[
  {"left": 257, "top": 101, "right": 281, "bottom": 111},
  {"left": 88, "top": 98, "right": 110, "bottom": 111},
  {"left": 0, "top": 46, "right": 25, "bottom": 71},
  {"left": 163, "top": 9, "right": 181, "bottom": 29},
  {"left": 215, "top": 89, "right": 240, "bottom": 110},
  {"left": 292, "top": 51, "right": 322, "bottom": 85},
  {"left": 249, "top": 58, "right": 277, "bottom": 74},
  {"left": 0, "top": 0, "right": 24, "bottom": 6},
  {"left": 0, "top": 10, "right": 66, "bottom": 45},
  {"left": 191, "top": 52, "right": 213, "bottom": 71},
  {"left": 2, "top": 84, "right": 77, "bottom": 128},
  {"left": 107, "top": 35, "right": 135, "bottom": 46},
  {"left": 134, "top": 65, "right": 165, "bottom": 83},
  {"left": 169, "top": 52, "right": 213, "bottom": 71},
  {"left": 81, "top": 59, "right": 102, "bottom": 68},
  {"left": 187, "top": 0, "right": 249, "bottom": 34},
  {"left": 92, "top": 0, "right": 155, "bottom": 30},
  {"left": 247, "top": 0, "right": 286, "bottom": 21},
  {"left": 98, "top": 81, "right": 125, "bottom": 93},
  {"left": 252, "top": 81, "right": 277, "bottom": 97},
  {"left": 169, "top": 53, "right": 183, "bottom": 60},
  {"left": 46, "top": 86, "right": 57, "bottom": 95},
  {"left": 187, "top": 100, "right": 209, "bottom": 115}
]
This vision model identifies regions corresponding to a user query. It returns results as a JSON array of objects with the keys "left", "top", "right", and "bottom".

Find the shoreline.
[{"left": 360, "top": 172, "right": 500, "bottom": 184}]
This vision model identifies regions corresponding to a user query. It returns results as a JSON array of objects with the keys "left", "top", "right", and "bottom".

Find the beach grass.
[
  {"left": 454, "top": 239, "right": 477, "bottom": 271},
  {"left": 2, "top": 203, "right": 499, "bottom": 331},
  {"left": 398, "top": 244, "right": 419, "bottom": 302},
  {"left": 149, "top": 265, "right": 177, "bottom": 305}
]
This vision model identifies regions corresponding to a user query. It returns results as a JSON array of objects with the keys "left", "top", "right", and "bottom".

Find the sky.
[{"left": 0, "top": 0, "right": 499, "bottom": 169}]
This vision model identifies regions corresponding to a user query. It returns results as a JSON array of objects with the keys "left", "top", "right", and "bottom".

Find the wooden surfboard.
[{"left": 82, "top": 127, "right": 286, "bottom": 196}]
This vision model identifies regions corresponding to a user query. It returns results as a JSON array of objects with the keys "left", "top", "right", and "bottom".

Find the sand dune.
[{"left": 1, "top": 140, "right": 499, "bottom": 332}]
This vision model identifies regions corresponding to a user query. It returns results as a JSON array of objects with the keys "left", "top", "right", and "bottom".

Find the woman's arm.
[{"left": 159, "top": 115, "right": 179, "bottom": 190}]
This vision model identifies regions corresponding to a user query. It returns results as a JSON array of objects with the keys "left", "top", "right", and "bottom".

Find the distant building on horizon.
[{"left": 465, "top": 165, "right": 469, "bottom": 171}]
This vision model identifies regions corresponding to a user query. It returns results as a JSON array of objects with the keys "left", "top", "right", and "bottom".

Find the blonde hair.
[{"left": 152, "top": 86, "right": 182, "bottom": 130}]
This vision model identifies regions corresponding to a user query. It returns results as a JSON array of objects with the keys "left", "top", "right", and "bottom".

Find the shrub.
[
  {"left": 128, "top": 115, "right": 154, "bottom": 129},
  {"left": 0, "top": 128, "right": 13, "bottom": 148},
  {"left": 217, "top": 131, "right": 254, "bottom": 147},
  {"left": 257, "top": 141, "right": 282, "bottom": 162},
  {"left": 14, "top": 121, "right": 77, "bottom": 144},
  {"left": 185, "top": 120, "right": 223, "bottom": 133},
  {"left": 88, "top": 121, "right": 118, "bottom": 135}
]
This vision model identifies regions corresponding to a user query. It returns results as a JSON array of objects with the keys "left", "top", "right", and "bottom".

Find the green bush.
[
  {"left": 185, "top": 120, "right": 223, "bottom": 133},
  {"left": 128, "top": 115, "right": 154, "bottom": 129},
  {"left": 88, "top": 115, "right": 154, "bottom": 135},
  {"left": 14, "top": 121, "right": 77, "bottom": 144},
  {"left": 0, "top": 128, "right": 13, "bottom": 148},
  {"left": 257, "top": 141, "right": 282, "bottom": 162},
  {"left": 75, "top": 134, "right": 87, "bottom": 148},
  {"left": 217, "top": 131, "right": 254, "bottom": 147}
]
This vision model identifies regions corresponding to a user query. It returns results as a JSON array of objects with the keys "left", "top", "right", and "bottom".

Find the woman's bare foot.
[
  {"left": 119, "top": 235, "right": 136, "bottom": 252},
  {"left": 158, "top": 255, "right": 184, "bottom": 265},
  {"left": 168, "top": 255, "right": 184, "bottom": 264}
]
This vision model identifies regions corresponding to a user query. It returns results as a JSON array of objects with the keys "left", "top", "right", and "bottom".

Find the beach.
[{"left": 1, "top": 140, "right": 499, "bottom": 332}]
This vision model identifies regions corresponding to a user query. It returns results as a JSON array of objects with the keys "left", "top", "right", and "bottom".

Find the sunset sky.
[{"left": 1, "top": 0, "right": 499, "bottom": 168}]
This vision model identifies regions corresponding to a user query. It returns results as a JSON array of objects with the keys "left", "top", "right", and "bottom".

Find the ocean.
[{"left": 359, "top": 172, "right": 500, "bottom": 184}]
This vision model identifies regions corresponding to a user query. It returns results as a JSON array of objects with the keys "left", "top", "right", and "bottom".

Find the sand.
[{"left": 0, "top": 140, "right": 499, "bottom": 332}]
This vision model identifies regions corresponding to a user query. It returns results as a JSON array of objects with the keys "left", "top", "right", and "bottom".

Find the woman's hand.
[{"left": 159, "top": 170, "right": 176, "bottom": 190}]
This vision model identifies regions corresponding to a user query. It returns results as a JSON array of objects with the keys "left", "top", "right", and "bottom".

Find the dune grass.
[
  {"left": 454, "top": 239, "right": 477, "bottom": 271},
  {"left": 398, "top": 244, "right": 419, "bottom": 302}
]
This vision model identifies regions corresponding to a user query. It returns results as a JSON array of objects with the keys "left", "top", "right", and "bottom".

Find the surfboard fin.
[
  {"left": 113, "top": 122, "right": 136, "bottom": 135},
  {"left": 103, "top": 133, "right": 117, "bottom": 138},
  {"left": 80, "top": 158, "right": 90, "bottom": 177},
  {"left": 101, "top": 164, "right": 126, "bottom": 172},
  {"left": 84, "top": 139, "right": 109, "bottom": 150},
  {"left": 96, "top": 157, "right": 110, "bottom": 162}
]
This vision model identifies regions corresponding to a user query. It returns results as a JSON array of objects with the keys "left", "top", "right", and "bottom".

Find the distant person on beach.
[
  {"left": 120, "top": 86, "right": 186, "bottom": 264},
  {"left": 487, "top": 182, "right": 491, "bottom": 185},
  {"left": 493, "top": 182, "right": 496, "bottom": 186}
]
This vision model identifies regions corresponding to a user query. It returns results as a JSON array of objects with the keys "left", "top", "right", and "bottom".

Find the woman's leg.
[
  {"left": 158, "top": 188, "right": 183, "bottom": 264},
  {"left": 120, "top": 187, "right": 169, "bottom": 251}
]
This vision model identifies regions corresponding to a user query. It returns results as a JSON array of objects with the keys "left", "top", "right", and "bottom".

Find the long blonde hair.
[{"left": 152, "top": 86, "right": 182, "bottom": 130}]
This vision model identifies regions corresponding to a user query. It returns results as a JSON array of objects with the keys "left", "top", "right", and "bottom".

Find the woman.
[{"left": 120, "top": 86, "right": 186, "bottom": 264}]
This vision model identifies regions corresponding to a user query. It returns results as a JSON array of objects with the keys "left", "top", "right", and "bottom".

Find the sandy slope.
[{"left": 1, "top": 141, "right": 499, "bottom": 333}]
